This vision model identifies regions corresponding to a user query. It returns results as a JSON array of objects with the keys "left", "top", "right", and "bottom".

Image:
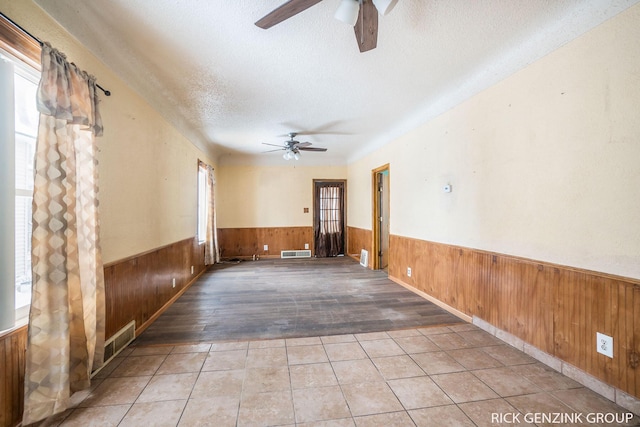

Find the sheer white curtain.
[
  {"left": 202, "top": 162, "right": 219, "bottom": 265},
  {"left": 22, "top": 43, "right": 105, "bottom": 425}
]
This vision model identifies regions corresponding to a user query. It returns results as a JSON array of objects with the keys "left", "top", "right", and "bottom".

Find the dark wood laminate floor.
[{"left": 133, "top": 256, "right": 464, "bottom": 346}]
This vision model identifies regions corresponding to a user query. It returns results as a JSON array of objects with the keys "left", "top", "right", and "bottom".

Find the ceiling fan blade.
[
  {"left": 354, "top": 0, "right": 378, "bottom": 52},
  {"left": 262, "top": 142, "right": 285, "bottom": 147},
  {"left": 255, "top": 0, "right": 323, "bottom": 29},
  {"left": 298, "top": 147, "right": 327, "bottom": 152},
  {"left": 263, "top": 148, "right": 286, "bottom": 153},
  {"left": 295, "top": 142, "right": 312, "bottom": 147}
]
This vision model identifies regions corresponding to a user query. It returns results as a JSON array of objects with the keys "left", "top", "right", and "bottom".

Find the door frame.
[
  {"left": 371, "top": 164, "right": 389, "bottom": 270},
  {"left": 312, "top": 179, "right": 347, "bottom": 257}
]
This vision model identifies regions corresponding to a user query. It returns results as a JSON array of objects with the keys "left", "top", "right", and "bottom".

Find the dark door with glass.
[{"left": 313, "top": 181, "right": 345, "bottom": 257}]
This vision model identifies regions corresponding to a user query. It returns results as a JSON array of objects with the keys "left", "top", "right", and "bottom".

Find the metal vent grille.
[
  {"left": 281, "top": 250, "right": 312, "bottom": 259},
  {"left": 93, "top": 320, "right": 135, "bottom": 377}
]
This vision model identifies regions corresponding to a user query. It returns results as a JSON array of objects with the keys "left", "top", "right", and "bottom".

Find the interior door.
[{"left": 313, "top": 180, "right": 346, "bottom": 257}]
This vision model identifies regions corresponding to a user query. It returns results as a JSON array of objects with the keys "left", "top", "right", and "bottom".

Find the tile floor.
[{"left": 38, "top": 324, "right": 640, "bottom": 426}]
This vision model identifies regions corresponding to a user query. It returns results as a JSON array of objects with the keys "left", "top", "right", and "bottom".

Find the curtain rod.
[{"left": 1, "top": 12, "right": 111, "bottom": 96}]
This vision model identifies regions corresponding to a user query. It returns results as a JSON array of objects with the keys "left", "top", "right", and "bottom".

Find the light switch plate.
[{"left": 596, "top": 332, "right": 613, "bottom": 358}]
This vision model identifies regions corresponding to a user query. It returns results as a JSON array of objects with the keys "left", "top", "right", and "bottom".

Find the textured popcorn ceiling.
[{"left": 34, "top": 0, "right": 639, "bottom": 165}]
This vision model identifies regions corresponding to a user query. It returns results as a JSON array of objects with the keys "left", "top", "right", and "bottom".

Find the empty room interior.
[{"left": 2, "top": 1, "right": 640, "bottom": 426}]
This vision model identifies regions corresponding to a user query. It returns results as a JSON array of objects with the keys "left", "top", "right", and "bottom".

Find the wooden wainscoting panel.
[
  {"left": 347, "top": 226, "right": 372, "bottom": 267},
  {"left": 218, "top": 227, "right": 313, "bottom": 259},
  {"left": 104, "top": 237, "right": 205, "bottom": 338},
  {"left": 388, "top": 233, "right": 640, "bottom": 398},
  {"left": 0, "top": 326, "right": 27, "bottom": 427}
]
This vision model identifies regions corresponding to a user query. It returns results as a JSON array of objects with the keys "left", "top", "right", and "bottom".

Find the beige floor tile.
[
  {"left": 248, "top": 338, "right": 286, "bottom": 348},
  {"left": 409, "top": 405, "right": 476, "bottom": 427},
  {"left": 170, "top": 343, "right": 212, "bottom": 353},
  {"left": 130, "top": 346, "right": 173, "bottom": 356},
  {"left": 288, "top": 344, "right": 329, "bottom": 365},
  {"left": 237, "top": 391, "right": 295, "bottom": 426},
  {"left": 387, "top": 328, "right": 422, "bottom": 338},
  {"left": 552, "top": 387, "right": 639, "bottom": 424},
  {"left": 354, "top": 411, "right": 414, "bottom": 426},
  {"left": 179, "top": 396, "right": 239, "bottom": 427},
  {"left": 331, "top": 359, "right": 384, "bottom": 384},
  {"left": 58, "top": 405, "right": 130, "bottom": 427},
  {"left": 514, "top": 363, "right": 582, "bottom": 391},
  {"left": 371, "top": 355, "right": 425, "bottom": 380},
  {"left": 447, "top": 348, "right": 503, "bottom": 370},
  {"left": 355, "top": 331, "right": 389, "bottom": 341},
  {"left": 136, "top": 372, "right": 198, "bottom": 402},
  {"left": 457, "top": 330, "right": 503, "bottom": 347},
  {"left": 209, "top": 341, "right": 248, "bottom": 351},
  {"left": 92, "top": 358, "right": 123, "bottom": 379},
  {"left": 449, "top": 323, "right": 478, "bottom": 332},
  {"left": 341, "top": 382, "right": 403, "bottom": 416},
  {"left": 79, "top": 376, "right": 151, "bottom": 407},
  {"left": 359, "top": 338, "right": 405, "bottom": 358},
  {"left": 428, "top": 332, "right": 472, "bottom": 350},
  {"left": 287, "top": 336, "right": 323, "bottom": 346},
  {"left": 324, "top": 342, "right": 367, "bottom": 361},
  {"left": 459, "top": 398, "right": 533, "bottom": 427},
  {"left": 321, "top": 334, "right": 357, "bottom": 344},
  {"left": 290, "top": 363, "right": 338, "bottom": 389},
  {"left": 243, "top": 366, "right": 291, "bottom": 393},
  {"left": 480, "top": 344, "right": 536, "bottom": 366},
  {"left": 431, "top": 371, "right": 499, "bottom": 403},
  {"left": 473, "top": 366, "right": 541, "bottom": 397},
  {"left": 119, "top": 399, "right": 186, "bottom": 427},
  {"left": 202, "top": 349, "right": 247, "bottom": 371},
  {"left": 110, "top": 355, "right": 166, "bottom": 377},
  {"left": 411, "top": 351, "right": 465, "bottom": 375},
  {"left": 417, "top": 326, "right": 453, "bottom": 336},
  {"left": 293, "top": 386, "right": 351, "bottom": 423},
  {"left": 393, "top": 335, "right": 439, "bottom": 354},
  {"left": 506, "top": 392, "right": 576, "bottom": 421},
  {"left": 191, "top": 369, "right": 245, "bottom": 398},
  {"left": 156, "top": 352, "right": 207, "bottom": 374},
  {"left": 297, "top": 418, "right": 355, "bottom": 426},
  {"left": 388, "top": 376, "right": 453, "bottom": 409},
  {"left": 246, "top": 346, "right": 288, "bottom": 368}
]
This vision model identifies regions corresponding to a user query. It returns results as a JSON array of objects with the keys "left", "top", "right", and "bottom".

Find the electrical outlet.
[
  {"left": 407, "top": 267, "right": 412, "bottom": 277},
  {"left": 191, "top": 265, "right": 194, "bottom": 274},
  {"left": 596, "top": 332, "right": 613, "bottom": 358},
  {"left": 305, "top": 243, "right": 309, "bottom": 250},
  {"left": 263, "top": 244, "right": 268, "bottom": 251},
  {"left": 172, "top": 278, "right": 176, "bottom": 288}
]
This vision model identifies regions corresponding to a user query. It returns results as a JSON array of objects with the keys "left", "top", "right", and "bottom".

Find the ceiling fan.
[
  {"left": 255, "top": 0, "right": 399, "bottom": 53},
  {"left": 262, "top": 132, "right": 328, "bottom": 160}
]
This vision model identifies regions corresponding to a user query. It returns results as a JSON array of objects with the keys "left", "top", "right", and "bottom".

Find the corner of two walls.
[{"left": 346, "top": 4, "right": 640, "bottom": 400}]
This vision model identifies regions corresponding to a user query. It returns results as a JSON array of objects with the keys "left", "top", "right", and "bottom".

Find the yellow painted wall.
[
  {"left": 348, "top": 4, "right": 640, "bottom": 279},
  {"left": 217, "top": 164, "right": 347, "bottom": 228},
  {"left": 1, "top": 0, "right": 217, "bottom": 263}
]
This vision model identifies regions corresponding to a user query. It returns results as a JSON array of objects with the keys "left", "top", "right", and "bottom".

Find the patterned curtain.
[
  {"left": 203, "top": 162, "right": 219, "bottom": 265},
  {"left": 22, "top": 43, "right": 105, "bottom": 425}
]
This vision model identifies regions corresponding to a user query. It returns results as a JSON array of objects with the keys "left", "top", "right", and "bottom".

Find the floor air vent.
[
  {"left": 281, "top": 250, "right": 312, "bottom": 259},
  {"left": 93, "top": 320, "right": 135, "bottom": 377}
]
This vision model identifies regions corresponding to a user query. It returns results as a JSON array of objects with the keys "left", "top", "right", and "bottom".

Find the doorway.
[
  {"left": 372, "top": 165, "right": 390, "bottom": 271},
  {"left": 313, "top": 180, "right": 346, "bottom": 257}
]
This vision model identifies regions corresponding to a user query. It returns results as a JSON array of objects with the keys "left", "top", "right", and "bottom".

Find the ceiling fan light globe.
[
  {"left": 283, "top": 151, "right": 289, "bottom": 160},
  {"left": 335, "top": 0, "right": 360, "bottom": 26},
  {"left": 372, "top": 0, "right": 398, "bottom": 15},
  {"left": 294, "top": 152, "right": 300, "bottom": 160}
]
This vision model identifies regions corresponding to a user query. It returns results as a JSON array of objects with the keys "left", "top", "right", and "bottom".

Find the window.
[
  {"left": 197, "top": 162, "right": 208, "bottom": 243},
  {"left": 13, "top": 62, "right": 38, "bottom": 318},
  {"left": 1, "top": 14, "right": 41, "bottom": 327}
]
